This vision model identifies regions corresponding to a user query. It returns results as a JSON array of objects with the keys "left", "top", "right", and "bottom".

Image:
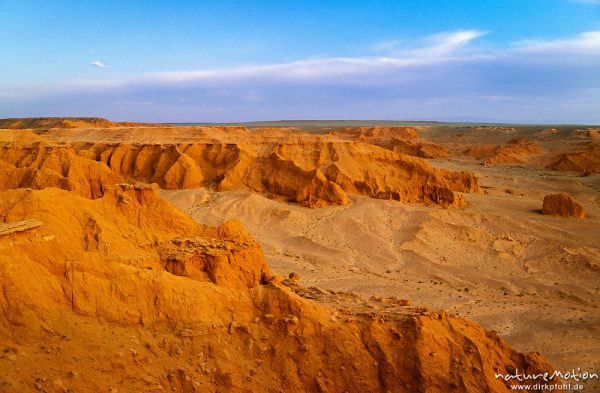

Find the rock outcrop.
[
  {"left": 0, "top": 185, "right": 558, "bottom": 392},
  {"left": 546, "top": 143, "right": 600, "bottom": 172},
  {"left": 572, "top": 128, "right": 600, "bottom": 139},
  {"left": 330, "top": 126, "right": 451, "bottom": 159},
  {"left": 0, "top": 143, "right": 122, "bottom": 198},
  {"left": 462, "top": 138, "right": 541, "bottom": 165},
  {"left": 0, "top": 219, "right": 42, "bottom": 236},
  {"left": 542, "top": 192, "right": 586, "bottom": 218},
  {"left": 331, "top": 126, "right": 420, "bottom": 141},
  {"left": 0, "top": 125, "right": 479, "bottom": 208},
  {"left": 391, "top": 139, "right": 451, "bottom": 158}
]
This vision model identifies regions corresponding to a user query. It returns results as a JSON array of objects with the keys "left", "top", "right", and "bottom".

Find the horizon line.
[{"left": 1, "top": 116, "right": 599, "bottom": 127}]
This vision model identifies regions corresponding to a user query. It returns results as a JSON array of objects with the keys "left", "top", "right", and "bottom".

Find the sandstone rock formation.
[
  {"left": 0, "top": 118, "right": 573, "bottom": 392},
  {"left": 331, "top": 126, "right": 420, "bottom": 141},
  {"left": 0, "top": 184, "right": 558, "bottom": 392},
  {"left": 572, "top": 128, "right": 600, "bottom": 139},
  {"left": 462, "top": 138, "right": 541, "bottom": 165},
  {"left": 546, "top": 143, "right": 600, "bottom": 172},
  {"left": 542, "top": 192, "right": 586, "bottom": 218},
  {"left": 0, "top": 219, "right": 42, "bottom": 236},
  {"left": 0, "top": 124, "right": 479, "bottom": 208},
  {"left": 0, "top": 143, "right": 122, "bottom": 198},
  {"left": 330, "top": 126, "right": 451, "bottom": 159},
  {"left": 391, "top": 139, "right": 451, "bottom": 158}
]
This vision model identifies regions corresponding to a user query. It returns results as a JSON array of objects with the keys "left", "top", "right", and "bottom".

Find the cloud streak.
[
  {"left": 373, "top": 30, "right": 488, "bottom": 58},
  {"left": 90, "top": 61, "right": 110, "bottom": 68},
  {"left": 513, "top": 31, "right": 600, "bottom": 55},
  {"left": 405, "top": 30, "right": 488, "bottom": 58}
]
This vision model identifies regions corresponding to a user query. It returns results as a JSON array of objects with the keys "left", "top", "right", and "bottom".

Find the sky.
[{"left": 1, "top": 0, "right": 599, "bottom": 123}]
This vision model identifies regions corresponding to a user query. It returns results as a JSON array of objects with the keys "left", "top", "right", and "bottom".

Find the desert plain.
[{"left": 0, "top": 117, "right": 598, "bottom": 392}]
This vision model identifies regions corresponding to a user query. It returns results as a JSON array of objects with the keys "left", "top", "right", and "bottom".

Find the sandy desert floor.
[{"left": 163, "top": 160, "right": 600, "bottom": 377}]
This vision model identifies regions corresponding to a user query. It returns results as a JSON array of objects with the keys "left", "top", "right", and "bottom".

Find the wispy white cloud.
[
  {"left": 90, "top": 60, "right": 110, "bottom": 68},
  {"left": 407, "top": 30, "right": 488, "bottom": 57},
  {"left": 373, "top": 30, "right": 488, "bottom": 58},
  {"left": 514, "top": 30, "right": 600, "bottom": 55},
  {"left": 141, "top": 56, "right": 446, "bottom": 86}
]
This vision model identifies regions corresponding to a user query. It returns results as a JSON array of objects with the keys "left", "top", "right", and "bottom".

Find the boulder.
[{"left": 542, "top": 192, "right": 585, "bottom": 218}]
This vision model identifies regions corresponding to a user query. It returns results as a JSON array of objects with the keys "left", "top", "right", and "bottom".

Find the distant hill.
[
  {"left": 169, "top": 119, "right": 600, "bottom": 131},
  {"left": 0, "top": 117, "right": 160, "bottom": 129}
]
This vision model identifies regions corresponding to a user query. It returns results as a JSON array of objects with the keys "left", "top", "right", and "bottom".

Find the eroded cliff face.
[
  {"left": 0, "top": 185, "right": 556, "bottom": 392},
  {"left": 462, "top": 138, "right": 542, "bottom": 165},
  {"left": 0, "top": 126, "right": 479, "bottom": 208},
  {"left": 0, "top": 143, "right": 121, "bottom": 198},
  {"left": 545, "top": 142, "right": 600, "bottom": 173},
  {"left": 331, "top": 126, "right": 420, "bottom": 140},
  {"left": 330, "top": 126, "right": 451, "bottom": 159}
]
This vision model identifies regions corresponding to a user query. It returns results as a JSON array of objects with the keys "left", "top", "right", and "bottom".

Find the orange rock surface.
[
  {"left": 330, "top": 126, "right": 451, "bottom": 159},
  {"left": 331, "top": 126, "right": 420, "bottom": 140},
  {"left": 0, "top": 184, "right": 557, "bottom": 392},
  {"left": 462, "top": 138, "right": 542, "bottom": 165},
  {"left": 1, "top": 119, "right": 576, "bottom": 392},
  {"left": 391, "top": 139, "right": 451, "bottom": 158},
  {"left": 0, "top": 124, "right": 479, "bottom": 208},
  {"left": 542, "top": 192, "right": 586, "bottom": 218},
  {"left": 545, "top": 142, "right": 600, "bottom": 172}
]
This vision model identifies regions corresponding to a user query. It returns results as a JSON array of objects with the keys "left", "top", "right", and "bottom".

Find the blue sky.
[{"left": 1, "top": 0, "right": 599, "bottom": 123}]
